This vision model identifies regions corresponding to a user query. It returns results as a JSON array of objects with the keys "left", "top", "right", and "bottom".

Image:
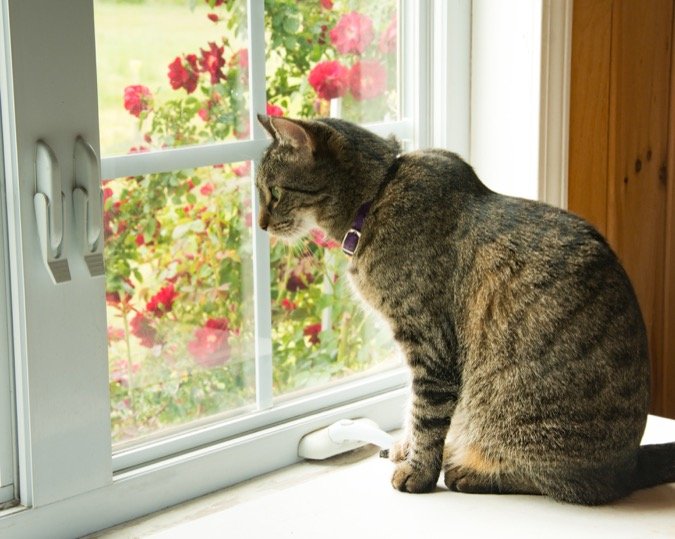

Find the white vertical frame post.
[
  {"left": 538, "top": 0, "right": 573, "bottom": 208},
  {"left": 247, "top": 0, "right": 273, "bottom": 410},
  {"left": 432, "top": 0, "right": 471, "bottom": 156},
  {"left": 408, "top": 0, "right": 432, "bottom": 149},
  {"left": 0, "top": 0, "right": 111, "bottom": 507},
  {"left": 470, "top": 0, "right": 544, "bottom": 200},
  {"left": 0, "top": 104, "right": 17, "bottom": 507}
]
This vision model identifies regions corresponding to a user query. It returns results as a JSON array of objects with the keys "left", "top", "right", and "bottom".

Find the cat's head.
[{"left": 255, "top": 115, "right": 340, "bottom": 242}]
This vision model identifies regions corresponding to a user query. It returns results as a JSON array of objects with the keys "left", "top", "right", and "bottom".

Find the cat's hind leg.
[
  {"left": 443, "top": 466, "right": 541, "bottom": 495},
  {"left": 443, "top": 444, "right": 542, "bottom": 495}
]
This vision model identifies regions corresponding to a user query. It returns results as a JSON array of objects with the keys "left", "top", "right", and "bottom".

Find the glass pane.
[
  {"left": 270, "top": 237, "right": 397, "bottom": 396},
  {"left": 94, "top": 0, "right": 249, "bottom": 156},
  {"left": 264, "top": 0, "right": 401, "bottom": 396},
  {"left": 104, "top": 162, "right": 255, "bottom": 444}
]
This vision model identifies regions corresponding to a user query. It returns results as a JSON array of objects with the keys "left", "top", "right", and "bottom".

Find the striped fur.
[{"left": 255, "top": 116, "right": 674, "bottom": 504}]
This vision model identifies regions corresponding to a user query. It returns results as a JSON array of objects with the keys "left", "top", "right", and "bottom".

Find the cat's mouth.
[{"left": 268, "top": 218, "right": 309, "bottom": 242}]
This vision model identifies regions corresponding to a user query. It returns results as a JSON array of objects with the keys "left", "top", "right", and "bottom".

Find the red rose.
[
  {"left": 130, "top": 313, "right": 156, "bottom": 348},
  {"left": 199, "top": 42, "right": 226, "bottom": 84},
  {"left": 188, "top": 318, "right": 230, "bottom": 368},
  {"left": 123, "top": 85, "right": 152, "bottom": 118},
  {"left": 329, "top": 12, "right": 374, "bottom": 55},
  {"left": 146, "top": 284, "right": 178, "bottom": 316},
  {"left": 168, "top": 54, "right": 200, "bottom": 93},
  {"left": 281, "top": 298, "right": 297, "bottom": 311},
  {"left": 266, "top": 102, "right": 284, "bottom": 117},
  {"left": 379, "top": 16, "right": 397, "bottom": 54},
  {"left": 321, "top": 0, "right": 333, "bottom": 8},
  {"left": 308, "top": 60, "right": 350, "bottom": 100},
  {"left": 135, "top": 233, "right": 145, "bottom": 247},
  {"left": 303, "top": 323, "right": 322, "bottom": 345},
  {"left": 349, "top": 60, "right": 387, "bottom": 101}
]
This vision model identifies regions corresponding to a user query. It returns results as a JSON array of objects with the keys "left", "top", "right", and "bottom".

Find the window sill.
[{"left": 93, "top": 415, "right": 675, "bottom": 538}]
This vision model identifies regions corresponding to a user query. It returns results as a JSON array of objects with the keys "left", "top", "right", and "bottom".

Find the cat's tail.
[{"left": 632, "top": 442, "right": 675, "bottom": 491}]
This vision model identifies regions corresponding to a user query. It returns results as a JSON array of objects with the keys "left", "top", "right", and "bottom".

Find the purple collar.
[
  {"left": 341, "top": 202, "right": 371, "bottom": 256},
  {"left": 341, "top": 154, "right": 402, "bottom": 257}
]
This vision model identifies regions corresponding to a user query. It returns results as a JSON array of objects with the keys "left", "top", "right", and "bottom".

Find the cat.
[{"left": 254, "top": 114, "right": 675, "bottom": 504}]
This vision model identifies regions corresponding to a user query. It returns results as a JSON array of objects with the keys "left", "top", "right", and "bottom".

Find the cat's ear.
[
  {"left": 268, "top": 117, "right": 315, "bottom": 152},
  {"left": 257, "top": 114, "right": 277, "bottom": 139}
]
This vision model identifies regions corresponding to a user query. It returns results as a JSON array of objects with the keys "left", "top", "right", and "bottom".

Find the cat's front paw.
[
  {"left": 391, "top": 461, "right": 438, "bottom": 493},
  {"left": 388, "top": 439, "right": 410, "bottom": 462}
]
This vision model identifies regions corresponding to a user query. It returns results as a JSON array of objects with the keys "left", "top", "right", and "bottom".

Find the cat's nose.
[{"left": 259, "top": 212, "right": 269, "bottom": 231}]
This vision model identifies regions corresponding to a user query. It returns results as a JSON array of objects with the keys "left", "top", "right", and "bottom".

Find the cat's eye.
[{"left": 270, "top": 186, "right": 282, "bottom": 202}]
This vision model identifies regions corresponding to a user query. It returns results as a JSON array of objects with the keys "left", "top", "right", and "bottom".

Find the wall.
[
  {"left": 568, "top": 0, "right": 675, "bottom": 418},
  {"left": 470, "top": 0, "right": 543, "bottom": 200}
]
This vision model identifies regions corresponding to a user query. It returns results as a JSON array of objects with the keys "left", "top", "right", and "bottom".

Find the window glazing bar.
[{"left": 247, "top": 0, "right": 273, "bottom": 411}]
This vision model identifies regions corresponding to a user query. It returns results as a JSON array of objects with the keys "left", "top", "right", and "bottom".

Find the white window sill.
[{"left": 93, "top": 415, "right": 675, "bottom": 539}]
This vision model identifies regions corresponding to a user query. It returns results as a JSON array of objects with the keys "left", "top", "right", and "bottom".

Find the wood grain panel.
[
  {"left": 568, "top": 0, "right": 612, "bottom": 235},
  {"left": 606, "top": 0, "right": 672, "bottom": 414},
  {"left": 664, "top": 5, "right": 675, "bottom": 418}
]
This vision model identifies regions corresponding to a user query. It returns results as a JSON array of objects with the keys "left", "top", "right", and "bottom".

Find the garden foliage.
[{"left": 106, "top": 0, "right": 398, "bottom": 442}]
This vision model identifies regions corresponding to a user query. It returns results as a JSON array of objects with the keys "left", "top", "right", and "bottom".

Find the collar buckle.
[{"left": 341, "top": 228, "right": 361, "bottom": 256}]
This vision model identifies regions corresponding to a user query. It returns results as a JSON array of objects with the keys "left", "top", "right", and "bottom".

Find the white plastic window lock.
[
  {"left": 73, "top": 136, "right": 105, "bottom": 277},
  {"left": 34, "top": 140, "right": 71, "bottom": 284},
  {"left": 298, "top": 418, "right": 394, "bottom": 460}
]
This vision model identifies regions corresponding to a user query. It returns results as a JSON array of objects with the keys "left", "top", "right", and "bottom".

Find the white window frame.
[
  {"left": 0, "top": 107, "right": 17, "bottom": 509},
  {"left": 0, "top": 0, "right": 573, "bottom": 535}
]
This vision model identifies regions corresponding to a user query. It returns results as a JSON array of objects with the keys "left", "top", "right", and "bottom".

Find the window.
[
  {"left": 1, "top": 0, "right": 577, "bottom": 533},
  {"left": 96, "top": 0, "right": 402, "bottom": 454},
  {"left": 1, "top": 1, "right": 475, "bottom": 535}
]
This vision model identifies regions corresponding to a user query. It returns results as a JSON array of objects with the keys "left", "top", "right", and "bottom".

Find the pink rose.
[
  {"left": 200, "top": 182, "right": 215, "bottom": 196},
  {"left": 310, "top": 229, "right": 340, "bottom": 249},
  {"left": 188, "top": 318, "right": 230, "bottom": 368},
  {"left": 308, "top": 60, "right": 350, "bottom": 100},
  {"left": 349, "top": 60, "right": 387, "bottom": 101},
  {"left": 329, "top": 12, "right": 374, "bottom": 55},
  {"left": 379, "top": 16, "right": 397, "bottom": 54},
  {"left": 123, "top": 85, "right": 152, "bottom": 118}
]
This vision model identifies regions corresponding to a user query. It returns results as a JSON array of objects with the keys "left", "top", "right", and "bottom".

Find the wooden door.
[{"left": 569, "top": 0, "right": 675, "bottom": 418}]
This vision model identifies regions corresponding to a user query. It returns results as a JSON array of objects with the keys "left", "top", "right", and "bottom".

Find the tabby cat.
[{"left": 255, "top": 114, "right": 675, "bottom": 504}]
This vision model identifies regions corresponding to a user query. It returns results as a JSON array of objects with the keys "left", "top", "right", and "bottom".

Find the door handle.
[
  {"left": 34, "top": 140, "right": 71, "bottom": 284},
  {"left": 73, "top": 136, "right": 105, "bottom": 277}
]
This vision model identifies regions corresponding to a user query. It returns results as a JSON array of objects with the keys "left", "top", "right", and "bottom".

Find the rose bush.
[{"left": 105, "top": 0, "right": 398, "bottom": 442}]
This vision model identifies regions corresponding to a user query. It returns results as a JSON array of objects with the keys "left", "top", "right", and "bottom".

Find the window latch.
[
  {"left": 73, "top": 136, "right": 105, "bottom": 277},
  {"left": 34, "top": 140, "right": 71, "bottom": 284}
]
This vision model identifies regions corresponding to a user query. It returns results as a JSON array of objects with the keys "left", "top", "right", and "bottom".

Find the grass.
[{"left": 94, "top": 0, "right": 243, "bottom": 156}]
